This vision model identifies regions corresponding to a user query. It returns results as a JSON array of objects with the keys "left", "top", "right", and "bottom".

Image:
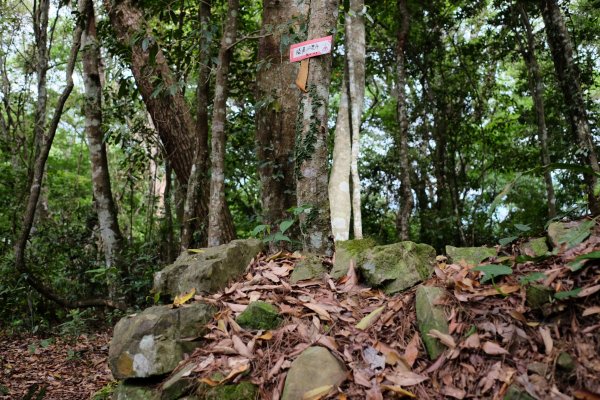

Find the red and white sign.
[{"left": 289, "top": 36, "right": 333, "bottom": 63}]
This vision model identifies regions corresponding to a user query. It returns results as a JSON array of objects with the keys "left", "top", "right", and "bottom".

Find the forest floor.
[
  {"left": 1, "top": 219, "right": 599, "bottom": 399},
  {"left": 0, "top": 331, "right": 112, "bottom": 399}
]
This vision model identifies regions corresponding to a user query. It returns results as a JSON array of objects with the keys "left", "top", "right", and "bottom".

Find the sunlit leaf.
[
  {"left": 173, "top": 288, "right": 196, "bottom": 307},
  {"left": 554, "top": 288, "right": 582, "bottom": 299},
  {"left": 355, "top": 305, "right": 385, "bottom": 330},
  {"left": 302, "top": 385, "right": 333, "bottom": 400}
]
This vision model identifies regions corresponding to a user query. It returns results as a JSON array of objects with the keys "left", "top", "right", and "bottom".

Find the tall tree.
[
  {"left": 395, "top": 0, "right": 413, "bottom": 240},
  {"left": 539, "top": 0, "right": 599, "bottom": 214},
  {"left": 81, "top": 0, "right": 124, "bottom": 297},
  {"left": 295, "top": 0, "right": 338, "bottom": 255},
  {"left": 207, "top": 0, "right": 239, "bottom": 246},
  {"left": 181, "top": 0, "right": 212, "bottom": 250},
  {"left": 329, "top": 0, "right": 366, "bottom": 241},
  {"left": 514, "top": 2, "right": 556, "bottom": 218},
  {"left": 255, "top": 0, "right": 305, "bottom": 231}
]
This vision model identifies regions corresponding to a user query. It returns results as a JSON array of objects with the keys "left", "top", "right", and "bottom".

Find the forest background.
[{"left": 0, "top": 0, "right": 598, "bottom": 332}]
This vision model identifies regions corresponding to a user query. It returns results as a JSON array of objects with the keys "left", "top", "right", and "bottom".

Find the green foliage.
[{"left": 473, "top": 265, "right": 513, "bottom": 284}]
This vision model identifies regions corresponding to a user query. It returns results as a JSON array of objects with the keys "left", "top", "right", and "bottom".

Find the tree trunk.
[
  {"left": 13, "top": 2, "right": 125, "bottom": 310},
  {"left": 517, "top": 2, "right": 556, "bottom": 218},
  {"left": 207, "top": 0, "right": 239, "bottom": 247},
  {"left": 329, "top": 0, "right": 365, "bottom": 241},
  {"left": 256, "top": 0, "right": 305, "bottom": 230},
  {"left": 295, "top": 0, "right": 338, "bottom": 255},
  {"left": 81, "top": 0, "right": 124, "bottom": 297},
  {"left": 539, "top": 0, "right": 599, "bottom": 214},
  {"left": 181, "top": 0, "right": 212, "bottom": 251},
  {"left": 395, "top": 0, "right": 413, "bottom": 240}
]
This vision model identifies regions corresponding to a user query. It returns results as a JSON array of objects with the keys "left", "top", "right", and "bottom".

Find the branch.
[{"left": 226, "top": 32, "right": 272, "bottom": 50}]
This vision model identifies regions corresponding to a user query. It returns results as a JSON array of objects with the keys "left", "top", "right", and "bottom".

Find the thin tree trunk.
[
  {"left": 14, "top": 3, "right": 125, "bottom": 310},
  {"left": 181, "top": 0, "right": 212, "bottom": 251},
  {"left": 539, "top": 0, "right": 599, "bottom": 214},
  {"left": 516, "top": 2, "right": 556, "bottom": 218},
  {"left": 256, "top": 0, "right": 304, "bottom": 232},
  {"left": 295, "top": 0, "right": 338, "bottom": 255},
  {"left": 163, "top": 162, "right": 175, "bottom": 263},
  {"left": 207, "top": 0, "right": 239, "bottom": 247},
  {"left": 32, "top": 0, "right": 49, "bottom": 180},
  {"left": 395, "top": 0, "right": 413, "bottom": 240},
  {"left": 81, "top": 0, "right": 124, "bottom": 298},
  {"left": 347, "top": 0, "right": 365, "bottom": 239}
]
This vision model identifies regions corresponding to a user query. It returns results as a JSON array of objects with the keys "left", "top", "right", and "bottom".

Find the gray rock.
[
  {"left": 547, "top": 220, "right": 593, "bottom": 250},
  {"left": 556, "top": 352, "right": 575, "bottom": 372},
  {"left": 527, "top": 362, "right": 548, "bottom": 377},
  {"left": 358, "top": 241, "right": 436, "bottom": 295},
  {"left": 290, "top": 254, "right": 328, "bottom": 283},
  {"left": 281, "top": 346, "right": 347, "bottom": 400},
  {"left": 236, "top": 301, "right": 282, "bottom": 330},
  {"left": 416, "top": 285, "right": 449, "bottom": 360},
  {"left": 331, "top": 239, "right": 376, "bottom": 279},
  {"left": 113, "top": 382, "right": 159, "bottom": 400},
  {"left": 446, "top": 245, "right": 496, "bottom": 266},
  {"left": 108, "top": 303, "right": 215, "bottom": 379},
  {"left": 154, "top": 239, "right": 264, "bottom": 298}
]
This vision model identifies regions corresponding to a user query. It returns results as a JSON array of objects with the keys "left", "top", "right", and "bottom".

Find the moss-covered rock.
[
  {"left": 236, "top": 301, "right": 282, "bottom": 330},
  {"left": 526, "top": 284, "right": 554, "bottom": 310},
  {"left": 519, "top": 237, "right": 549, "bottom": 258},
  {"left": 198, "top": 381, "right": 257, "bottom": 400},
  {"left": 281, "top": 346, "right": 347, "bottom": 400},
  {"left": 108, "top": 303, "right": 215, "bottom": 379},
  {"left": 503, "top": 385, "right": 534, "bottom": 400},
  {"left": 556, "top": 352, "right": 575, "bottom": 372},
  {"left": 331, "top": 239, "right": 376, "bottom": 279},
  {"left": 154, "top": 239, "right": 264, "bottom": 298},
  {"left": 445, "top": 245, "right": 496, "bottom": 266},
  {"left": 112, "top": 382, "right": 159, "bottom": 400},
  {"left": 358, "top": 241, "right": 436, "bottom": 295},
  {"left": 290, "top": 254, "right": 328, "bottom": 283},
  {"left": 547, "top": 220, "right": 593, "bottom": 250},
  {"left": 416, "top": 286, "right": 449, "bottom": 360}
]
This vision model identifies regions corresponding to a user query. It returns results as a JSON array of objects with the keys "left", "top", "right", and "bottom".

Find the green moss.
[
  {"left": 526, "top": 284, "right": 554, "bottom": 309},
  {"left": 337, "top": 238, "right": 376, "bottom": 256},
  {"left": 290, "top": 254, "right": 327, "bottom": 283},
  {"left": 235, "top": 301, "right": 281, "bottom": 330},
  {"left": 294, "top": 85, "right": 322, "bottom": 179},
  {"left": 200, "top": 381, "right": 257, "bottom": 400}
]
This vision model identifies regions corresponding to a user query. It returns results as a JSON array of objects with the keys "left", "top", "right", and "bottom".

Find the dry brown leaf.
[
  {"left": 404, "top": 334, "right": 419, "bottom": 367},
  {"left": 539, "top": 326, "right": 553, "bottom": 355},
  {"left": 302, "top": 385, "right": 333, "bottom": 400},
  {"left": 582, "top": 306, "right": 600, "bottom": 317},
  {"left": 440, "top": 386, "right": 466, "bottom": 399},
  {"left": 384, "top": 371, "right": 429, "bottom": 386},
  {"left": 257, "top": 331, "right": 273, "bottom": 340},
  {"left": 224, "top": 302, "right": 247, "bottom": 312},
  {"left": 380, "top": 385, "right": 416, "bottom": 398},
  {"left": 232, "top": 335, "right": 253, "bottom": 358},
  {"left": 462, "top": 333, "right": 480, "bottom": 349},
  {"left": 374, "top": 342, "right": 410, "bottom": 369},
  {"left": 578, "top": 284, "right": 600, "bottom": 298},
  {"left": 303, "top": 303, "right": 332, "bottom": 321},
  {"left": 482, "top": 341, "right": 508, "bottom": 355},
  {"left": 428, "top": 329, "right": 456, "bottom": 349}
]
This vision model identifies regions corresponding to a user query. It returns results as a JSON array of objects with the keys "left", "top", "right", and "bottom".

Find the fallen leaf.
[
  {"left": 428, "top": 329, "right": 456, "bottom": 349},
  {"left": 385, "top": 371, "right": 428, "bottom": 386},
  {"left": 574, "top": 389, "right": 600, "bottom": 400},
  {"left": 375, "top": 342, "right": 410, "bottom": 369},
  {"left": 440, "top": 386, "right": 466, "bottom": 399},
  {"left": 356, "top": 306, "right": 385, "bottom": 330},
  {"left": 403, "top": 334, "right": 419, "bottom": 367},
  {"left": 303, "top": 303, "right": 332, "bottom": 321},
  {"left": 257, "top": 331, "right": 273, "bottom": 340},
  {"left": 578, "top": 284, "right": 600, "bottom": 298},
  {"left": 232, "top": 335, "right": 253, "bottom": 358},
  {"left": 302, "top": 385, "right": 333, "bottom": 400},
  {"left": 380, "top": 385, "right": 416, "bottom": 398},
  {"left": 539, "top": 326, "right": 553, "bottom": 355},
  {"left": 582, "top": 306, "right": 600, "bottom": 317},
  {"left": 482, "top": 341, "right": 508, "bottom": 355},
  {"left": 172, "top": 288, "right": 196, "bottom": 307},
  {"left": 462, "top": 333, "right": 480, "bottom": 349}
]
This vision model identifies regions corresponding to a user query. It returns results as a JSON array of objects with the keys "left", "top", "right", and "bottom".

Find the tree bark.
[
  {"left": 81, "top": 0, "right": 125, "bottom": 297},
  {"left": 539, "top": 0, "right": 599, "bottom": 214},
  {"left": 295, "top": 0, "right": 338, "bottom": 255},
  {"left": 207, "top": 0, "right": 239, "bottom": 247},
  {"left": 13, "top": 2, "right": 126, "bottom": 310},
  {"left": 256, "top": 0, "right": 305, "bottom": 230},
  {"left": 181, "top": 0, "right": 212, "bottom": 250},
  {"left": 329, "top": 0, "right": 365, "bottom": 241},
  {"left": 516, "top": 2, "right": 556, "bottom": 218},
  {"left": 395, "top": 0, "right": 413, "bottom": 240}
]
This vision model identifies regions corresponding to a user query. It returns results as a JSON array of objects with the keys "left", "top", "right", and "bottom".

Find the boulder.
[
  {"left": 236, "top": 301, "right": 282, "bottom": 330},
  {"left": 109, "top": 303, "right": 215, "bottom": 379},
  {"left": 358, "top": 241, "right": 436, "bottom": 295},
  {"left": 331, "top": 239, "right": 376, "bottom": 279},
  {"left": 519, "top": 237, "right": 549, "bottom": 258},
  {"left": 446, "top": 245, "right": 496, "bottom": 266},
  {"left": 281, "top": 346, "right": 347, "bottom": 400},
  {"left": 416, "top": 286, "right": 449, "bottom": 360},
  {"left": 154, "top": 239, "right": 264, "bottom": 298},
  {"left": 547, "top": 220, "right": 593, "bottom": 250},
  {"left": 526, "top": 284, "right": 554, "bottom": 310},
  {"left": 290, "top": 254, "right": 328, "bottom": 283}
]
